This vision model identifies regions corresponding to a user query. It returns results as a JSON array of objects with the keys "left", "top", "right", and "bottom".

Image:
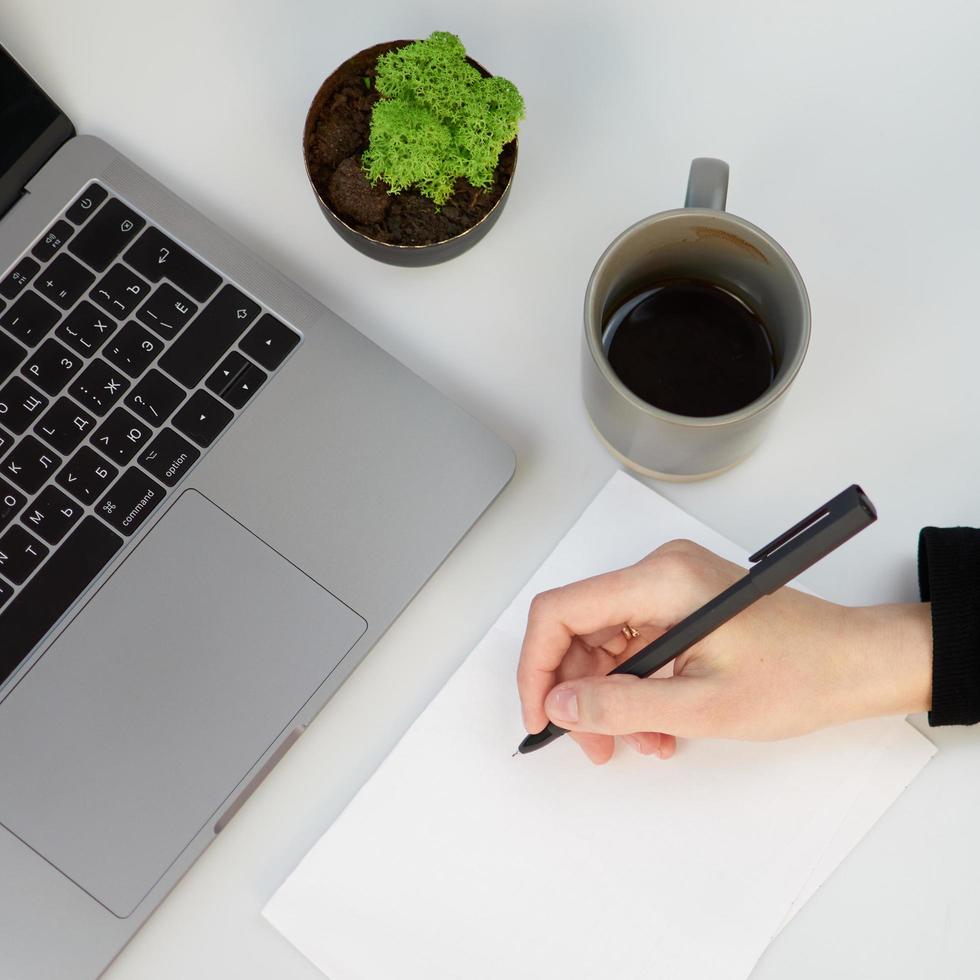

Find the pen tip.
[{"left": 511, "top": 751, "right": 519, "bottom": 758}]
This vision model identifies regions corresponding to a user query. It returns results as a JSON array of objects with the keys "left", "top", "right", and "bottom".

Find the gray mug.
[{"left": 582, "top": 158, "right": 810, "bottom": 480}]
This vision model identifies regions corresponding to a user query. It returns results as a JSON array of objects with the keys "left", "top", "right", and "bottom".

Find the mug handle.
[{"left": 684, "top": 157, "right": 729, "bottom": 210}]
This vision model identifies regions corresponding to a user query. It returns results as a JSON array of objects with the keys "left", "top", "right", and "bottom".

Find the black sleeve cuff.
[{"left": 919, "top": 527, "right": 980, "bottom": 726}]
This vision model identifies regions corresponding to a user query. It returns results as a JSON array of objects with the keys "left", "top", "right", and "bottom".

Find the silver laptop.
[{"left": 0, "top": 44, "right": 514, "bottom": 978}]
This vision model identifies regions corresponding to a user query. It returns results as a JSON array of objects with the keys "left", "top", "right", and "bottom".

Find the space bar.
[{"left": 0, "top": 517, "right": 122, "bottom": 686}]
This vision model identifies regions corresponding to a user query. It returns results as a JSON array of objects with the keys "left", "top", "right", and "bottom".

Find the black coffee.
[{"left": 604, "top": 278, "right": 776, "bottom": 417}]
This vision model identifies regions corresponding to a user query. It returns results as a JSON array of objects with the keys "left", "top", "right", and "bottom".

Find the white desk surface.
[{"left": 4, "top": 1, "right": 979, "bottom": 976}]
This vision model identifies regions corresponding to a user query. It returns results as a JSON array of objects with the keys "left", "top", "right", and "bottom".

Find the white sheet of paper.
[{"left": 264, "top": 471, "right": 935, "bottom": 980}]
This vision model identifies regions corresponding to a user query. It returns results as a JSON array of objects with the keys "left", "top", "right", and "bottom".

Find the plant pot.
[{"left": 302, "top": 40, "right": 518, "bottom": 267}]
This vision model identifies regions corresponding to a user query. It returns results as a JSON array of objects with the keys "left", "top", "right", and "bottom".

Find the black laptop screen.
[{"left": 0, "top": 44, "right": 73, "bottom": 215}]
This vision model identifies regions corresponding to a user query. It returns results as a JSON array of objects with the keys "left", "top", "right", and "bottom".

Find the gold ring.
[{"left": 622, "top": 624, "right": 640, "bottom": 641}]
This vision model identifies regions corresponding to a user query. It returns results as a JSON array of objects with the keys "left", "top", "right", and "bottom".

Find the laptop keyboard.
[{"left": 0, "top": 183, "right": 301, "bottom": 686}]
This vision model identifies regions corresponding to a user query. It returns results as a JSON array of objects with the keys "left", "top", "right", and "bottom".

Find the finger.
[
  {"left": 611, "top": 625, "right": 668, "bottom": 667},
  {"left": 519, "top": 641, "right": 609, "bottom": 742},
  {"left": 544, "top": 673, "right": 720, "bottom": 738},
  {"left": 517, "top": 569, "right": 664, "bottom": 730},
  {"left": 578, "top": 624, "right": 634, "bottom": 655},
  {"left": 554, "top": 638, "right": 607, "bottom": 684},
  {"left": 571, "top": 731, "right": 615, "bottom": 765},
  {"left": 622, "top": 732, "right": 678, "bottom": 758},
  {"left": 621, "top": 732, "right": 662, "bottom": 756}
]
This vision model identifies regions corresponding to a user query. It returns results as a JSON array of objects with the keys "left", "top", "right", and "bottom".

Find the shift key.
[{"left": 158, "top": 285, "right": 259, "bottom": 387}]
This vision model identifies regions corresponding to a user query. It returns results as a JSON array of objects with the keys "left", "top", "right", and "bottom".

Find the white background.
[{"left": 3, "top": 1, "right": 980, "bottom": 976}]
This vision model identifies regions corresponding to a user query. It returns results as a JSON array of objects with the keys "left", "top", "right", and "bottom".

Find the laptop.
[{"left": 0, "top": 43, "right": 515, "bottom": 978}]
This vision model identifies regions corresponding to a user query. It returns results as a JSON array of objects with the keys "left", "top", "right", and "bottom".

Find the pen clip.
[
  {"left": 748, "top": 505, "right": 831, "bottom": 563},
  {"left": 748, "top": 485, "right": 874, "bottom": 564}
]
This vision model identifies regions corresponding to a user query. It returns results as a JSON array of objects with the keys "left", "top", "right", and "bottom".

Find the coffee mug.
[{"left": 582, "top": 158, "right": 810, "bottom": 480}]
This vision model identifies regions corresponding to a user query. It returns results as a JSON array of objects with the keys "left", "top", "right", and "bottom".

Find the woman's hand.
[{"left": 516, "top": 539, "right": 932, "bottom": 764}]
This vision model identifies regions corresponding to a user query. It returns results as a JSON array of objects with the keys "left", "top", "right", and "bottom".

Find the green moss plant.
[{"left": 362, "top": 32, "right": 525, "bottom": 205}]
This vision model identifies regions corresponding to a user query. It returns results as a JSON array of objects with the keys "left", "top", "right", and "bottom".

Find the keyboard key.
[
  {"left": 68, "top": 198, "right": 145, "bottom": 272},
  {"left": 124, "top": 369, "right": 184, "bottom": 427},
  {"left": 0, "top": 256, "right": 40, "bottom": 300},
  {"left": 34, "top": 398, "right": 96, "bottom": 454},
  {"left": 20, "top": 485, "right": 82, "bottom": 545},
  {"left": 56, "top": 301, "right": 117, "bottom": 356},
  {"left": 240, "top": 313, "right": 300, "bottom": 370},
  {"left": 136, "top": 283, "right": 197, "bottom": 340},
  {"left": 2, "top": 435, "right": 61, "bottom": 494},
  {"left": 68, "top": 359, "right": 129, "bottom": 416},
  {"left": 171, "top": 389, "right": 233, "bottom": 447},
  {"left": 90, "top": 264, "right": 151, "bottom": 319},
  {"left": 92, "top": 408, "right": 152, "bottom": 464},
  {"left": 104, "top": 321, "right": 163, "bottom": 378},
  {"left": 0, "top": 428, "right": 14, "bottom": 458},
  {"left": 205, "top": 350, "right": 247, "bottom": 393},
  {"left": 21, "top": 339, "right": 82, "bottom": 395},
  {"left": 138, "top": 427, "right": 199, "bottom": 487},
  {"left": 124, "top": 227, "right": 221, "bottom": 302},
  {"left": 158, "top": 284, "right": 258, "bottom": 387},
  {"left": 56, "top": 446, "right": 118, "bottom": 506},
  {"left": 0, "top": 377, "right": 49, "bottom": 434},
  {"left": 0, "top": 331, "right": 26, "bottom": 382},
  {"left": 34, "top": 253, "right": 95, "bottom": 310},
  {"left": 65, "top": 183, "right": 108, "bottom": 224},
  {"left": 0, "top": 517, "right": 122, "bottom": 684},
  {"left": 0, "top": 579, "right": 11, "bottom": 609},
  {"left": 0, "top": 476, "right": 25, "bottom": 531},
  {"left": 31, "top": 219, "right": 73, "bottom": 262},
  {"left": 0, "top": 525, "right": 49, "bottom": 585},
  {"left": 97, "top": 466, "right": 165, "bottom": 536},
  {"left": 206, "top": 351, "right": 266, "bottom": 409},
  {"left": 0, "top": 290, "right": 59, "bottom": 346},
  {"left": 229, "top": 363, "right": 266, "bottom": 408}
]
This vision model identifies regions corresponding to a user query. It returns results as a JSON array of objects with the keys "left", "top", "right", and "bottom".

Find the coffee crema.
[{"left": 603, "top": 278, "right": 776, "bottom": 418}]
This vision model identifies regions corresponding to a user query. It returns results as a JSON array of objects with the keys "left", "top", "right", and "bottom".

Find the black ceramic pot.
[{"left": 302, "top": 40, "right": 517, "bottom": 267}]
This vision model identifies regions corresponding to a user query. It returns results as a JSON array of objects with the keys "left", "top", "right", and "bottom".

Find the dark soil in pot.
[{"left": 304, "top": 41, "right": 517, "bottom": 247}]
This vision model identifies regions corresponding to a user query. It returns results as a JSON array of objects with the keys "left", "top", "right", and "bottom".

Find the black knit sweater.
[{"left": 919, "top": 527, "right": 980, "bottom": 725}]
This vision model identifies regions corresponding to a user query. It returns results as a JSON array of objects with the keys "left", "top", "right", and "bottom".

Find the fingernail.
[
  {"left": 548, "top": 686, "right": 579, "bottom": 724},
  {"left": 623, "top": 734, "right": 643, "bottom": 752}
]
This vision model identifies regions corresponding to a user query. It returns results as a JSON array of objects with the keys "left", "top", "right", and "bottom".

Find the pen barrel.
[{"left": 610, "top": 576, "right": 762, "bottom": 679}]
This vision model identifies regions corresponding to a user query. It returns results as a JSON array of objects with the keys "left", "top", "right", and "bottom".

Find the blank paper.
[{"left": 264, "top": 471, "right": 935, "bottom": 980}]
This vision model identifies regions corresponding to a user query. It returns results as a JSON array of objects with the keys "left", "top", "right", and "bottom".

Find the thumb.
[{"left": 544, "top": 673, "right": 718, "bottom": 738}]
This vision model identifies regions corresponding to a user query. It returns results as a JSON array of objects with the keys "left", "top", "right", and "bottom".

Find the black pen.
[{"left": 515, "top": 484, "right": 878, "bottom": 755}]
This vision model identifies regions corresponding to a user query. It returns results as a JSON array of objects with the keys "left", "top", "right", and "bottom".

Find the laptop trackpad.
[{"left": 0, "top": 490, "right": 366, "bottom": 918}]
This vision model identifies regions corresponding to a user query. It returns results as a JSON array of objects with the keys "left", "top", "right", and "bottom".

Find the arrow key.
[
  {"left": 240, "top": 313, "right": 300, "bottom": 370},
  {"left": 205, "top": 351, "right": 266, "bottom": 408},
  {"left": 172, "top": 389, "right": 233, "bottom": 447},
  {"left": 222, "top": 362, "right": 266, "bottom": 409},
  {"left": 205, "top": 350, "right": 248, "bottom": 395}
]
